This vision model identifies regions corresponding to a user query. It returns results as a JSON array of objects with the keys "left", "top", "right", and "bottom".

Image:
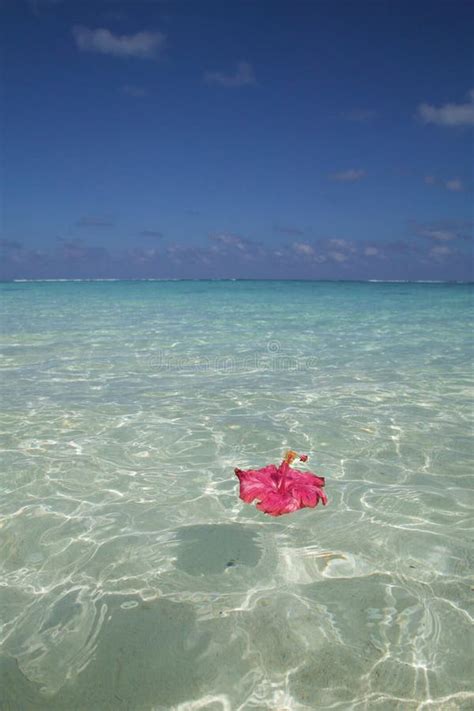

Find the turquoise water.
[{"left": 1, "top": 280, "right": 473, "bottom": 711}]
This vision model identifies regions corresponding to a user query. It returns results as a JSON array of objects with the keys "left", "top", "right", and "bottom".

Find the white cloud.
[
  {"left": 430, "top": 245, "right": 453, "bottom": 260},
  {"left": 419, "top": 229, "right": 456, "bottom": 242},
  {"left": 364, "top": 246, "right": 379, "bottom": 256},
  {"left": 328, "top": 251, "right": 348, "bottom": 263},
  {"left": 417, "top": 89, "right": 474, "bottom": 127},
  {"left": 73, "top": 26, "right": 165, "bottom": 59},
  {"left": 415, "top": 221, "right": 473, "bottom": 244},
  {"left": 209, "top": 233, "right": 264, "bottom": 261},
  {"left": 293, "top": 241, "right": 315, "bottom": 256},
  {"left": 327, "top": 238, "right": 355, "bottom": 252},
  {"left": 413, "top": 220, "right": 474, "bottom": 248},
  {"left": 210, "top": 233, "right": 247, "bottom": 250},
  {"left": 330, "top": 169, "right": 366, "bottom": 182},
  {"left": 445, "top": 178, "right": 464, "bottom": 192},
  {"left": 204, "top": 62, "right": 256, "bottom": 88},
  {"left": 424, "top": 175, "right": 465, "bottom": 192}
]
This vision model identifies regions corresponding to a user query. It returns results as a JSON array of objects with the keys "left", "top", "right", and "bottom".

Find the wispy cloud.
[
  {"left": 77, "top": 216, "right": 114, "bottom": 227},
  {"left": 204, "top": 61, "right": 256, "bottom": 88},
  {"left": 325, "top": 238, "right": 357, "bottom": 264},
  {"left": 209, "top": 233, "right": 246, "bottom": 249},
  {"left": 423, "top": 175, "right": 466, "bottom": 192},
  {"left": 384, "top": 240, "right": 416, "bottom": 255},
  {"left": 430, "top": 244, "right": 453, "bottom": 261},
  {"left": 445, "top": 178, "right": 464, "bottom": 192},
  {"left": 166, "top": 243, "right": 212, "bottom": 267},
  {"left": 327, "top": 238, "right": 355, "bottom": 252},
  {"left": 418, "top": 228, "right": 457, "bottom": 242},
  {"left": 364, "top": 246, "right": 380, "bottom": 257},
  {"left": 73, "top": 26, "right": 166, "bottom": 59},
  {"left": 290, "top": 238, "right": 365, "bottom": 265},
  {"left": 58, "top": 238, "right": 109, "bottom": 262},
  {"left": 208, "top": 233, "right": 262, "bottom": 260},
  {"left": 414, "top": 220, "right": 473, "bottom": 243},
  {"left": 330, "top": 169, "right": 366, "bottom": 183},
  {"left": 1, "top": 239, "right": 47, "bottom": 269},
  {"left": 417, "top": 89, "right": 474, "bottom": 127},
  {"left": 328, "top": 251, "right": 348, "bottom": 263},
  {"left": 292, "top": 241, "right": 316, "bottom": 257},
  {"left": 127, "top": 247, "right": 160, "bottom": 264}
]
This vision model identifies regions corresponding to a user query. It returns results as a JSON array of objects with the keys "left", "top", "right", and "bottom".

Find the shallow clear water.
[{"left": 1, "top": 280, "right": 473, "bottom": 711}]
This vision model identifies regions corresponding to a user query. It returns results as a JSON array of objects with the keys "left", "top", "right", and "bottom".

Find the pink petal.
[
  {"left": 291, "top": 482, "right": 318, "bottom": 508},
  {"left": 290, "top": 481, "right": 326, "bottom": 508},
  {"left": 286, "top": 467, "right": 326, "bottom": 488},
  {"left": 256, "top": 491, "right": 300, "bottom": 516},
  {"left": 235, "top": 466, "right": 278, "bottom": 504}
]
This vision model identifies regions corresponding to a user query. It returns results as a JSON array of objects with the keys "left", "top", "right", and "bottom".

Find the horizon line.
[{"left": 2, "top": 278, "right": 472, "bottom": 285}]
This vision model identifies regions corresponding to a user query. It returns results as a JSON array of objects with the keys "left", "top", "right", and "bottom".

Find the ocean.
[{"left": 1, "top": 280, "right": 473, "bottom": 710}]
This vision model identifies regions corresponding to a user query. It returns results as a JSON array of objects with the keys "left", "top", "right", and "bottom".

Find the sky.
[{"left": 1, "top": 0, "right": 473, "bottom": 280}]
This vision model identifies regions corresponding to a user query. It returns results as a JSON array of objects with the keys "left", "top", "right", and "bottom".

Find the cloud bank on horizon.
[
  {"left": 2, "top": 0, "right": 473, "bottom": 280},
  {"left": 2, "top": 219, "right": 472, "bottom": 281}
]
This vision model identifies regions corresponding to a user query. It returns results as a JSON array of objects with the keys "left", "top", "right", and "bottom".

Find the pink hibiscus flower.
[{"left": 234, "top": 450, "right": 327, "bottom": 516}]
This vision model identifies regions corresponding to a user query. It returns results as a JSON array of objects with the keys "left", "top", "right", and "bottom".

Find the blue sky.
[{"left": 1, "top": 0, "right": 473, "bottom": 280}]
